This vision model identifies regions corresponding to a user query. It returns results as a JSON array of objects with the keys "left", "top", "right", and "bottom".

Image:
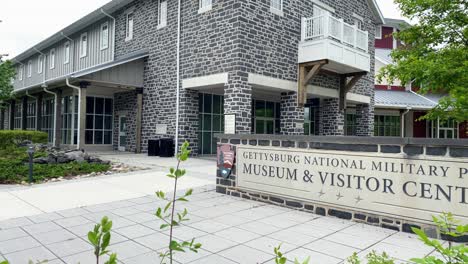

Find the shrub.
[{"left": 0, "top": 130, "right": 48, "bottom": 148}]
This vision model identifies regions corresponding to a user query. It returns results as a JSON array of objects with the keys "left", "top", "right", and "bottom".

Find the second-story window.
[
  {"left": 80, "top": 33, "right": 88, "bottom": 58},
  {"left": 27, "top": 60, "right": 32, "bottom": 78},
  {"left": 49, "top": 49, "right": 55, "bottom": 69},
  {"left": 64, "top": 42, "right": 70, "bottom": 64},
  {"left": 38, "top": 55, "right": 43, "bottom": 74},
  {"left": 199, "top": 0, "right": 212, "bottom": 13},
  {"left": 126, "top": 12, "right": 134, "bottom": 41},
  {"left": 158, "top": 0, "right": 167, "bottom": 28},
  {"left": 270, "top": 0, "right": 283, "bottom": 12},
  {"left": 18, "top": 65, "right": 23, "bottom": 80},
  {"left": 375, "top": 25, "right": 382, "bottom": 39},
  {"left": 101, "top": 22, "right": 109, "bottom": 50}
]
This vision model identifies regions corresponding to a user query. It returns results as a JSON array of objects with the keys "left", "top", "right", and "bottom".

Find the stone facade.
[
  {"left": 113, "top": 91, "right": 138, "bottom": 152},
  {"left": 280, "top": 92, "right": 304, "bottom": 135}
]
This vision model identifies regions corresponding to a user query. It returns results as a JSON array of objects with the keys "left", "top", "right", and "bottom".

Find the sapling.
[
  {"left": 155, "top": 141, "right": 202, "bottom": 264},
  {"left": 87, "top": 216, "right": 118, "bottom": 264}
]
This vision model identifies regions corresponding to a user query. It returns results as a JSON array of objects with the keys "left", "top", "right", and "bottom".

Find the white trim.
[
  {"left": 80, "top": 32, "right": 88, "bottom": 58},
  {"left": 375, "top": 55, "right": 390, "bottom": 65},
  {"left": 352, "top": 13, "right": 364, "bottom": 21},
  {"left": 182, "top": 73, "right": 229, "bottom": 89},
  {"left": 49, "top": 48, "right": 56, "bottom": 69},
  {"left": 64, "top": 41, "right": 71, "bottom": 64},
  {"left": 157, "top": 0, "right": 167, "bottom": 29},
  {"left": 393, "top": 27, "right": 397, "bottom": 49},
  {"left": 37, "top": 55, "right": 43, "bottom": 74},
  {"left": 374, "top": 109, "right": 400, "bottom": 116},
  {"left": 198, "top": 0, "right": 212, "bottom": 14},
  {"left": 270, "top": 7, "right": 284, "bottom": 16},
  {"left": 18, "top": 65, "right": 24, "bottom": 81},
  {"left": 248, "top": 73, "right": 296, "bottom": 91},
  {"left": 375, "top": 25, "right": 382, "bottom": 39},
  {"left": 100, "top": 22, "right": 110, "bottom": 50},
  {"left": 310, "top": 0, "right": 335, "bottom": 13}
]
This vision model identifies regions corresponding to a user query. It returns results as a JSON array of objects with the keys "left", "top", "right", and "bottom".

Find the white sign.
[
  {"left": 224, "top": 114, "right": 236, "bottom": 134},
  {"left": 156, "top": 124, "right": 167, "bottom": 135},
  {"left": 237, "top": 146, "right": 468, "bottom": 223}
]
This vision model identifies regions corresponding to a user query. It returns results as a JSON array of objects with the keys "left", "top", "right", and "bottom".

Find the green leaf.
[
  {"left": 185, "top": 189, "right": 193, "bottom": 196},
  {"left": 164, "top": 201, "right": 172, "bottom": 213},
  {"left": 102, "top": 221, "right": 113, "bottom": 233},
  {"left": 101, "top": 232, "right": 111, "bottom": 253},
  {"left": 88, "top": 231, "right": 98, "bottom": 246}
]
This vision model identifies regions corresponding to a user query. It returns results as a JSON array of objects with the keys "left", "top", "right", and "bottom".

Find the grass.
[{"left": 0, "top": 146, "right": 111, "bottom": 184}]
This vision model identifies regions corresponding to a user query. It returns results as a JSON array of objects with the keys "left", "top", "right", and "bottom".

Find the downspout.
[
  {"left": 401, "top": 107, "right": 411, "bottom": 138},
  {"left": 101, "top": 9, "right": 116, "bottom": 60},
  {"left": 175, "top": 0, "right": 181, "bottom": 153},
  {"left": 66, "top": 78, "right": 81, "bottom": 150},
  {"left": 43, "top": 86, "right": 57, "bottom": 146}
]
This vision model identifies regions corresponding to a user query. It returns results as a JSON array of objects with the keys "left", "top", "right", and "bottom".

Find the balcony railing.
[{"left": 301, "top": 13, "right": 369, "bottom": 52}]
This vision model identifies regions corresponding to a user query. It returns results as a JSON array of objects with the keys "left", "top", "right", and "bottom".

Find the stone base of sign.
[{"left": 215, "top": 134, "right": 468, "bottom": 242}]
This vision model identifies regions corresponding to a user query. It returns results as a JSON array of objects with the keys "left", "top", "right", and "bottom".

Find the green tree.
[
  {"left": 378, "top": 0, "right": 468, "bottom": 121},
  {"left": 0, "top": 55, "right": 15, "bottom": 109}
]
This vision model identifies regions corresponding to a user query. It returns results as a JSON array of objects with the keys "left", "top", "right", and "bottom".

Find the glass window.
[
  {"left": 41, "top": 98, "right": 55, "bottom": 143},
  {"left": 345, "top": 112, "right": 357, "bottom": 136},
  {"left": 375, "top": 25, "right": 382, "bottom": 39},
  {"left": 14, "top": 102, "right": 22, "bottom": 130},
  {"left": 374, "top": 115, "right": 401, "bottom": 137},
  {"left": 26, "top": 101, "right": 36, "bottom": 130},
  {"left": 271, "top": 0, "right": 283, "bottom": 11},
  {"left": 253, "top": 99, "right": 280, "bottom": 134},
  {"left": 64, "top": 42, "right": 70, "bottom": 64},
  {"left": 431, "top": 119, "right": 458, "bottom": 139},
  {"left": 101, "top": 23, "right": 109, "bottom": 50},
  {"left": 38, "top": 55, "right": 43, "bottom": 73},
  {"left": 18, "top": 65, "right": 24, "bottom": 81},
  {"left": 304, "top": 101, "right": 319, "bottom": 135},
  {"left": 80, "top": 33, "right": 88, "bottom": 58},
  {"left": 84, "top": 96, "right": 113, "bottom": 145},
  {"left": 198, "top": 93, "right": 224, "bottom": 155},
  {"left": 49, "top": 49, "right": 55, "bottom": 69},
  {"left": 126, "top": 12, "right": 134, "bottom": 41},
  {"left": 61, "top": 96, "right": 78, "bottom": 145},
  {"left": 199, "top": 0, "right": 212, "bottom": 11},
  {"left": 158, "top": 0, "right": 167, "bottom": 28},
  {"left": 27, "top": 60, "right": 32, "bottom": 77}
]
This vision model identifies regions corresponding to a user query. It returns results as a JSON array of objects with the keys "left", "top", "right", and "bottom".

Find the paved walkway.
[{"left": 0, "top": 152, "right": 440, "bottom": 263}]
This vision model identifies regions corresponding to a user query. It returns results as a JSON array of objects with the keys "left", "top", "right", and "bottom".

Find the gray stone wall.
[
  {"left": 280, "top": 92, "right": 304, "bottom": 135},
  {"left": 319, "top": 98, "right": 345, "bottom": 135},
  {"left": 110, "top": 0, "right": 379, "bottom": 153},
  {"left": 113, "top": 91, "right": 138, "bottom": 152}
]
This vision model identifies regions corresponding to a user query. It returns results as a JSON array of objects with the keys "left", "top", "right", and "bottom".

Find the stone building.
[{"left": 1, "top": 0, "right": 385, "bottom": 155}]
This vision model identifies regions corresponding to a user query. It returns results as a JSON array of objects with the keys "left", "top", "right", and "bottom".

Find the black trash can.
[
  {"left": 148, "top": 139, "right": 160, "bottom": 156},
  {"left": 159, "top": 138, "right": 175, "bottom": 157}
]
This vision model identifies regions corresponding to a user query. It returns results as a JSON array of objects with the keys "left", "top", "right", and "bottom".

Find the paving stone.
[
  {"left": 3, "top": 246, "right": 57, "bottom": 264},
  {"left": 123, "top": 212, "right": 156, "bottom": 223},
  {"left": 46, "top": 237, "right": 93, "bottom": 257},
  {"left": 115, "top": 224, "right": 157, "bottom": 239},
  {"left": 54, "top": 216, "right": 91, "bottom": 228},
  {"left": 361, "top": 242, "right": 430, "bottom": 261},
  {"left": 126, "top": 196, "right": 157, "bottom": 205},
  {"left": 31, "top": 229, "right": 77, "bottom": 245},
  {"left": 285, "top": 247, "right": 342, "bottom": 264},
  {"left": 218, "top": 244, "right": 274, "bottom": 264},
  {"left": 245, "top": 236, "right": 297, "bottom": 255},
  {"left": 165, "top": 226, "right": 208, "bottom": 241},
  {"left": 112, "top": 206, "right": 143, "bottom": 217},
  {"left": 214, "top": 227, "right": 261, "bottom": 244},
  {"left": 324, "top": 232, "right": 383, "bottom": 250},
  {"left": 189, "top": 219, "right": 231, "bottom": 233},
  {"left": 56, "top": 208, "right": 90, "bottom": 218},
  {"left": 108, "top": 240, "right": 152, "bottom": 260},
  {"left": 196, "top": 234, "right": 238, "bottom": 253},
  {"left": 0, "top": 217, "right": 34, "bottom": 230},
  {"left": 61, "top": 250, "right": 106, "bottom": 264},
  {"left": 121, "top": 251, "right": 163, "bottom": 264},
  {"left": 0, "top": 236, "right": 41, "bottom": 254},
  {"left": 0, "top": 227, "right": 28, "bottom": 242},
  {"left": 66, "top": 222, "right": 96, "bottom": 237},
  {"left": 133, "top": 232, "right": 169, "bottom": 251},
  {"left": 189, "top": 254, "right": 237, "bottom": 264},
  {"left": 173, "top": 249, "right": 212, "bottom": 264},
  {"left": 82, "top": 212, "right": 120, "bottom": 223},
  {"left": 28, "top": 213, "right": 63, "bottom": 224},
  {"left": 267, "top": 229, "right": 318, "bottom": 246},
  {"left": 22, "top": 221, "right": 63, "bottom": 235},
  {"left": 304, "top": 239, "right": 359, "bottom": 260},
  {"left": 258, "top": 214, "right": 303, "bottom": 229},
  {"left": 237, "top": 220, "right": 281, "bottom": 235},
  {"left": 211, "top": 214, "right": 252, "bottom": 227}
]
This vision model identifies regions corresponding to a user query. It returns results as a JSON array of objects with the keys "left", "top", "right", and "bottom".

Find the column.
[
  {"left": 36, "top": 94, "right": 43, "bottom": 131},
  {"left": 135, "top": 87, "right": 143, "bottom": 153},
  {"left": 9, "top": 100, "right": 15, "bottom": 130},
  {"left": 319, "top": 98, "right": 345, "bottom": 136},
  {"left": 21, "top": 96, "right": 27, "bottom": 130},
  {"left": 224, "top": 71, "right": 252, "bottom": 134},
  {"left": 280, "top": 91, "right": 305, "bottom": 135},
  {"left": 355, "top": 102, "right": 374, "bottom": 137},
  {"left": 54, "top": 89, "right": 63, "bottom": 148},
  {"left": 78, "top": 82, "right": 88, "bottom": 149}
]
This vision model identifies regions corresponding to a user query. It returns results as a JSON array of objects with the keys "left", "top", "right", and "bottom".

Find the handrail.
[{"left": 302, "top": 13, "right": 369, "bottom": 52}]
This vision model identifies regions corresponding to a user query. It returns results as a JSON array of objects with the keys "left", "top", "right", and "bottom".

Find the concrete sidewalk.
[{"left": 0, "top": 154, "right": 216, "bottom": 221}]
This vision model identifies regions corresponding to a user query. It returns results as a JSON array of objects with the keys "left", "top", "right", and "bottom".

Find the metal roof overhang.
[
  {"left": 12, "top": 0, "right": 136, "bottom": 63},
  {"left": 13, "top": 49, "right": 148, "bottom": 93},
  {"left": 374, "top": 90, "right": 437, "bottom": 110}
]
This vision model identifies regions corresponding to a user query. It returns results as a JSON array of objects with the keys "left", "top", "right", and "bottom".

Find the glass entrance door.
[{"left": 118, "top": 116, "right": 127, "bottom": 151}]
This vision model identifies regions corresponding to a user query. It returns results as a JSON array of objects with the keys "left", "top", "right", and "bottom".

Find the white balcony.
[{"left": 298, "top": 13, "right": 371, "bottom": 74}]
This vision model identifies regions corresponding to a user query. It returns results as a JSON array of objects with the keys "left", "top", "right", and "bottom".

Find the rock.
[
  {"left": 65, "top": 150, "right": 86, "bottom": 163},
  {"left": 33, "top": 157, "right": 49, "bottom": 164}
]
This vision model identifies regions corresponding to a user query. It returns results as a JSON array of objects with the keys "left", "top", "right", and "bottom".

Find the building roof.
[
  {"left": 384, "top": 18, "right": 410, "bottom": 29},
  {"left": 367, "top": 0, "right": 386, "bottom": 24},
  {"left": 375, "top": 90, "right": 437, "bottom": 110},
  {"left": 12, "top": 0, "right": 136, "bottom": 63}
]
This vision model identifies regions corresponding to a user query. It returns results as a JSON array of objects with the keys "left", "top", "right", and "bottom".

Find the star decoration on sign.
[
  {"left": 318, "top": 190, "right": 325, "bottom": 198},
  {"left": 355, "top": 195, "right": 364, "bottom": 204},
  {"left": 336, "top": 192, "right": 344, "bottom": 200}
]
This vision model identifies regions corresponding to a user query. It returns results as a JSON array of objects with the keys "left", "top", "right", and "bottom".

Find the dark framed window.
[
  {"left": 345, "top": 112, "right": 357, "bottom": 136},
  {"left": 304, "top": 99, "right": 319, "bottom": 135},
  {"left": 26, "top": 101, "right": 36, "bottom": 130},
  {"left": 252, "top": 100, "right": 280, "bottom": 134},
  {"left": 41, "top": 98, "right": 55, "bottom": 143},
  {"left": 14, "top": 102, "right": 22, "bottom": 130},
  {"left": 85, "top": 97, "right": 113, "bottom": 145},
  {"left": 61, "top": 96, "right": 78, "bottom": 145},
  {"left": 198, "top": 93, "right": 224, "bottom": 155},
  {"left": 374, "top": 115, "right": 401, "bottom": 137}
]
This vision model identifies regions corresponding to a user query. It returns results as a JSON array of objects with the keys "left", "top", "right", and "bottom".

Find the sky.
[{"left": 0, "top": 0, "right": 404, "bottom": 59}]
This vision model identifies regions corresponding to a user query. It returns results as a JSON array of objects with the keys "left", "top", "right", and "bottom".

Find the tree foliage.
[
  {"left": 378, "top": 0, "right": 468, "bottom": 121},
  {"left": 0, "top": 55, "right": 15, "bottom": 106}
]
